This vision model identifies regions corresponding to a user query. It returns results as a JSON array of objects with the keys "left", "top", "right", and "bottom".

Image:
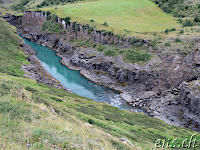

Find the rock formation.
[{"left": 4, "top": 11, "right": 200, "bottom": 132}]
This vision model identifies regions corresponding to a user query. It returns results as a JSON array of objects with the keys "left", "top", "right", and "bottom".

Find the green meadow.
[{"left": 41, "top": 0, "right": 181, "bottom": 35}]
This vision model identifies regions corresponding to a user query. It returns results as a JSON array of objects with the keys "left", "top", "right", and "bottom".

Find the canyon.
[{"left": 3, "top": 11, "right": 200, "bottom": 132}]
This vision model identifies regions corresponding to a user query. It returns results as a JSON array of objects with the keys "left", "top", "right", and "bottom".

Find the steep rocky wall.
[
  {"left": 142, "top": 81, "right": 200, "bottom": 132},
  {"left": 22, "top": 11, "right": 46, "bottom": 26},
  {"left": 20, "top": 11, "right": 147, "bottom": 47},
  {"left": 3, "top": 14, "right": 22, "bottom": 27}
]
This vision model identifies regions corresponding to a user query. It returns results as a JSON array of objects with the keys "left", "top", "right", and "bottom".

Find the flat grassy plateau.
[{"left": 41, "top": 0, "right": 181, "bottom": 35}]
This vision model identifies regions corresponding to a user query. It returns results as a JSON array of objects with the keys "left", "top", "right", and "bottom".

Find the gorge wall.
[
  {"left": 18, "top": 11, "right": 148, "bottom": 47},
  {"left": 3, "top": 11, "right": 200, "bottom": 132}
]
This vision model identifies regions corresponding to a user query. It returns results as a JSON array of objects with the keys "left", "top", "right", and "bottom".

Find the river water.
[{"left": 22, "top": 37, "right": 144, "bottom": 111}]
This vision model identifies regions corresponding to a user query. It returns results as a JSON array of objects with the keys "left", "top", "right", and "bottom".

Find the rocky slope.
[{"left": 4, "top": 11, "right": 200, "bottom": 132}]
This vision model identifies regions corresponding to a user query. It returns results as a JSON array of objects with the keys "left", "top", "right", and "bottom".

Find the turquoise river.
[{"left": 22, "top": 36, "right": 144, "bottom": 111}]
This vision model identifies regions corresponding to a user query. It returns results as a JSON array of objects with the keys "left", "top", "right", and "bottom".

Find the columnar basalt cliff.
[
  {"left": 4, "top": 11, "right": 200, "bottom": 132},
  {"left": 22, "top": 11, "right": 47, "bottom": 26},
  {"left": 19, "top": 11, "right": 148, "bottom": 47}
]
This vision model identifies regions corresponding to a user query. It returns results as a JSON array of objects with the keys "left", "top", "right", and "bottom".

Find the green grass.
[
  {"left": 70, "top": 38, "right": 151, "bottom": 63},
  {"left": 0, "top": 74, "right": 132, "bottom": 149},
  {"left": 1, "top": 73, "right": 200, "bottom": 149},
  {"left": 0, "top": 18, "right": 28, "bottom": 77},
  {"left": 42, "top": 19, "right": 64, "bottom": 33},
  {"left": 41, "top": 0, "right": 181, "bottom": 35}
]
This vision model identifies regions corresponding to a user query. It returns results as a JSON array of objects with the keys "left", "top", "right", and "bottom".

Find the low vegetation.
[
  {"left": 36, "top": 0, "right": 83, "bottom": 8},
  {"left": 151, "top": 0, "right": 200, "bottom": 27},
  {"left": 150, "top": 0, "right": 200, "bottom": 18},
  {"left": 42, "top": 20, "right": 64, "bottom": 33},
  {"left": 1, "top": 73, "right": 200, "bottom": 149},
  {"left": 41, "top": 0, "right": 181, "bottom": 35},
  {"left": 0, "top": 74, "right": 134, "bottom": 149},
  {"left": 69, "top": 38, "right": 151, "bottom": 63},
  {"left": 11, "top": 0, "right": 31, "bottom": 11},
  {"left": 125, "top": 49, "right": 151, "bottom": 63},
  {"left": 0, "top": 18, "right": 27, "bottom": 77}
]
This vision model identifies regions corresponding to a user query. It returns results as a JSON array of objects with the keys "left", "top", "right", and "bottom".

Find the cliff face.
[
  {"left": 4, "top": 11, "right": 200, "bottom": 132},
  {"left": 19, "top": 11, "right": 148, "bottom": 47},
  {"left": 22, "top": 11, "right": 47, "bottom": 26}
]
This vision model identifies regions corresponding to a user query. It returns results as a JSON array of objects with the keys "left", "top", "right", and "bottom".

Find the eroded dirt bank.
[{"left": 4, "top": 11, "right": 200, "bottom": 132}]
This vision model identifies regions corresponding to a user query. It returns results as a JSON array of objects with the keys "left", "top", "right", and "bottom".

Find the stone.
[
  {"left": 84, "top": 123, "right": 93, "bottom": 127},
  {"left": 105, "top": 133, "right": 111, "bottom": 137},
  {"left": 119, "top": 138, "right": 134, "bottom": 147},
  {"left": 120, "top": 92, "right": 132, "bottom": 102},
  {"left": 62, "top": 20, "right": 66, "bottom": 30},
  {"left": 3, "top": 13, "right": 10, "bottom": 18}
]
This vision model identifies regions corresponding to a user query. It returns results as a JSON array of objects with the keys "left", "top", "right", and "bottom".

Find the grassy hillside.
[
  {"left": 0, "top": 0, "right": 21, "bottom": 7},
  {"left": 0, "top": 18, "right": 27, "bottom": 76},
  {"left": 150, "top": 0, "right": 200, "bottom": 17},
  {"left": 0, "top": 73, "right": 135, "bottom": 149},
  {"left": 150, "top": 0, "right": 200, "bottom": 27},
  {"left": 2, "top": 72, "right": 200, "bottom": 149},
  {"left": 41, "top": 0, "right": 181, "bottom": 35}
]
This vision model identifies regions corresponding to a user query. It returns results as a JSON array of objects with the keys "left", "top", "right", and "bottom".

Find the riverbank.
[
  {"left": 4, "top": 11, "right": 200, "bottom": 132},
  {"left": 20, "top": 42, "right": 70, "bottom": 91}
]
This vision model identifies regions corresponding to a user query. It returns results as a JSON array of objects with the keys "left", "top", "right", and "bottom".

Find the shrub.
[
  {"left": 170, "top": 28, "right": 176, "bottom": 31},
  {"left": 150, "top": 0, "right": 198, "bottom": 19},
  {"left": 124, "top": 29, "right": 131, "bottom": 34},
  {"left": 47, "top": 15, "right": 52, "bottom": 20},
  {"left": 36, "top": 0, "right": 82, "bottom": 8},
  {"left": 125, "top": 49, "right": 150, "bottom": 63},
  {"left": 165, "top": 42, "right": 170, "bottom": 46},
  {"left": 165, "top": 29, "right": 169, "bottom": 34},
  {"left": 97, "top": 45, "right": 106, "bottom": 52},
  {"left": 88, "top": 119, "right": 95, "bottom": 124},
  {"left": 130, "top": 36, "right": 139, "bottom": 44},
  {"left": 104, "top": 49, "right": 116, "bottom": 57},
  {"left": 182, "top": 19, "right": 194, "bottom": 27},
  {"left": 175, "top": 37, "right": 182, "bottom": 43},
  {"left": 102, "top": 22, "right": 109, "bottom": 27},
  {"left": 46, "top": 11, "right": 51, "bottom": 16},
  {"left": 77, "top": 40, "right": 91, "bottom": 47},
  {"left": 179, "top": 29, "right": 184, "bottom": 34},
  {"left": 62, "top": 16, "right": 71, "bottom": 25},
  {"left": 93, "top": 44, "right": 97, "bottom": 48},
  {"left": 42, "top": 20, "right": 64, "bottom": 33},
  {"left": 12, "top": 0, "right": 31, "bottom": 11},
  {"left": 52, "top": 14, "right": 58, "bottom": 22},
  {"left": 165, "top": 28, "right": 176, "bottom": 34},
  {"left": 194, "top": 15, "right": 200, "bottom": 22},
  {"left": 25, "top": 86, "right": 38, "bottom": 93}
]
